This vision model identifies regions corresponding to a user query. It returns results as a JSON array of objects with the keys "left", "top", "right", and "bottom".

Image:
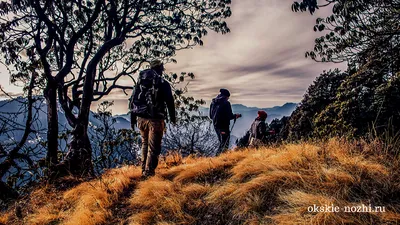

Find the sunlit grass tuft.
[
  {"left": 0, "top": 213, "right": 9, "bottom": 225},
  {"left": 1, "top": 139, "right": 399, "bottom": 225}
]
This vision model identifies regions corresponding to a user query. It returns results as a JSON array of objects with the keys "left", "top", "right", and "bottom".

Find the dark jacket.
[
  {"left": 249, "top": 118, "right": 267, "bottom": 140},
  {"left": 209, "top": 94, "right": 236, "bottom": 130},
  {"left": 131, "top": 75, "right": 176, "bottom": 124}
]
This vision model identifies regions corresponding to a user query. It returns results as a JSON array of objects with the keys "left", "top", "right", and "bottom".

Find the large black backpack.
[
  {"left": 209, "top": 100, "right": 220, "bottom": 125},
  {"left": 129, "top": 69, "right": 163, "bottom": 118}
]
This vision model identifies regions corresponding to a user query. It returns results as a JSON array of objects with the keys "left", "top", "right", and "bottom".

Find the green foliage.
[
  {"left": 285, "top": 66, "right": 400, "bottom": 141},
  {"left": 285, "top": 69, "right": 347, "bottom": 141},
  {"left": 287, "top": 0, "right": 400, "bottom": 141},
  {"left": 298, "top": 0, "right": 399, "bottom": 67},
  {"left": 236, "top": 117, "right": 291, "bottom": 148},
  {"left": 265, "top": 116, "right": 290, "bottom": 144},
  {"left": 315, "top": 68, "right": 400, "bottom": 138}
]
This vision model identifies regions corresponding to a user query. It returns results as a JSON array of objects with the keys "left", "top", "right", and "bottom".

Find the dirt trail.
[{"left": 105, "top": 177, "right": 139, "bottom": 225}]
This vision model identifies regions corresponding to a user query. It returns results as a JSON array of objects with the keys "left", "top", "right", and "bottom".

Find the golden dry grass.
[
  {"left": 1, "top": 139, "right": 399, "bottom": 225},
  {"left": 0, "top": 213, "right": 9, "bottom": 225},
  {"left": 60, "top": 166, "right": 141, "bottom": 225},
  {"left": 2, "top": 167, "right": 141, "bottom": 225}
]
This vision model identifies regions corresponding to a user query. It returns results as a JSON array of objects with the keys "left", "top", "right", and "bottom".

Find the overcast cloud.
[
  {"left": 163, "top": 0, "right": 343, "bottom": 112},
  {"left": 0, "top": 0, "right": 345, "bottom": 115}
]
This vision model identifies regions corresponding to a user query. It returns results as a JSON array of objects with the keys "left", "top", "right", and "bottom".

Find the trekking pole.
[{"left": 230, "top": 117, "right": 237, "bottom": 133}]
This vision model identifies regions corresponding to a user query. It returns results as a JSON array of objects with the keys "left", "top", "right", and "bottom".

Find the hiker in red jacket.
[{"left": 249, "top": 110, "right": 269, "bottom": 147}]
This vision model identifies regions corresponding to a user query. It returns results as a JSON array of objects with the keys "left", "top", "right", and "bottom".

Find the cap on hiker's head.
[
  {"left": 258, "top": 110, "right": 268, "bottom": 119},
  {"left": 150, "top": 60, "right": 163, "bottom": 69},
  {"left": 220, "top": 88, "right": 230, "bottom": 97}
]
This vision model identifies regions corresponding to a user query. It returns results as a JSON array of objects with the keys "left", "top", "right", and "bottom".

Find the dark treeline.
[{"left": 266, "top": 0, "right": 400, "bottom": 147}]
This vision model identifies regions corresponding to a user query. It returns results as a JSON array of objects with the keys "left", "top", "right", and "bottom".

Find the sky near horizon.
[{"left": 0, "top": 0, "right": 344, "bottom": 115}]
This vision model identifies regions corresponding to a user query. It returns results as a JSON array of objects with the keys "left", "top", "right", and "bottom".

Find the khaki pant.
[{"left": 138, "top": 117, "right": 165, "bottom": 176}]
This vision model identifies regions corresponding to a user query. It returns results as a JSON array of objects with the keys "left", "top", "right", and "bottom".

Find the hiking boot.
[
  {"left": 140, "top": 174, "right": 148, "bottom": 181},
  {"left": 140, "top": 171, "right": 147, "bottom": 180},
  {"left": 141, "top": 170, "right": 155, "bottom": 180}
]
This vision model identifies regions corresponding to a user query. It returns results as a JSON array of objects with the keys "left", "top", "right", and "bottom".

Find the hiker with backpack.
[
  {"left": 210, "top": 89, "right": 241, "bottom": 156},
  {"left": 130, "top": 60, "right": 176, "bottom": 178},
  {"left": 248, "top": 110, "right": 272, "bottom": 147},
  {"left": 236, "top": 111, "right": 276, "bottom": 148}
]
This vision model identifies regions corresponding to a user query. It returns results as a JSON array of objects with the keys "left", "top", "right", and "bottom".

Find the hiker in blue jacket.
[{"left": 209, "top": 89, "right": 241, "bottom": 156}]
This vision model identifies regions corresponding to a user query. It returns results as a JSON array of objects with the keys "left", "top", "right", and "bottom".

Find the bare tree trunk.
[
  {"left": 45, "top": 81, "right": 59, "bottom": 167},
  {"left": 60, "top": 69, "right": 96, "bottom": 176},
  {"left": 56, "top": 38, "right": 123, "bottom": 177},
  {"left": 63, "top": 121, "right": 93, "bottom": 176},
  {"left": 60, "top": 39, "right": 123, "bottom": 176}
]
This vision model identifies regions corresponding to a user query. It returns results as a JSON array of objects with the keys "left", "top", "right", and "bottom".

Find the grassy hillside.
[{"left": 1, "top": 139, "right": 399, "bottom": 225}]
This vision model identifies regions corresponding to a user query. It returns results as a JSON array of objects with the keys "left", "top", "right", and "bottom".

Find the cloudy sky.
[{"left": 0, "top": 0, "right": 344, "bottom": 115}]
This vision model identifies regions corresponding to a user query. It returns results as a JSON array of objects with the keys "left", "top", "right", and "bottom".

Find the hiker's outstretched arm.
[
  {"left": 226, "top": 102, "right": 235, "bottom": 120},
  {"left": 164, "top": 82, "right": 176, "bottom": 123}
]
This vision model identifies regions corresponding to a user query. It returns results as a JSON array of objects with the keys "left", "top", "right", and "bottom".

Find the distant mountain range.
[
  {"left": 0, "top": 97, "right": 297, "bottom": 151},
  {"left": 0, "top": 98, "right": 297, "bottom": 184},
  {"left": 0, "top": 97, "right": 130, "bottom": 143},
  {"left": 231, "top": 103, "right": 297, "bottom": 116}
]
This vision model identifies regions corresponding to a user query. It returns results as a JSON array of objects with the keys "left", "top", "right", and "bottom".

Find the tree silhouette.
[
  {"left": 91, "top": 101, "right": 140, "bottom": 173},
  {"left": 285, "top": 69, "right": 347, "bottom": 141},
  {"left": 290, "top": 0, "right": 400, "bottom": 139},
  {"left": 0, "top": 59, "right": 40, "bottom": 202},
  {"left": 0, "top": 0, "right": 232, "bottom": 176}
]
